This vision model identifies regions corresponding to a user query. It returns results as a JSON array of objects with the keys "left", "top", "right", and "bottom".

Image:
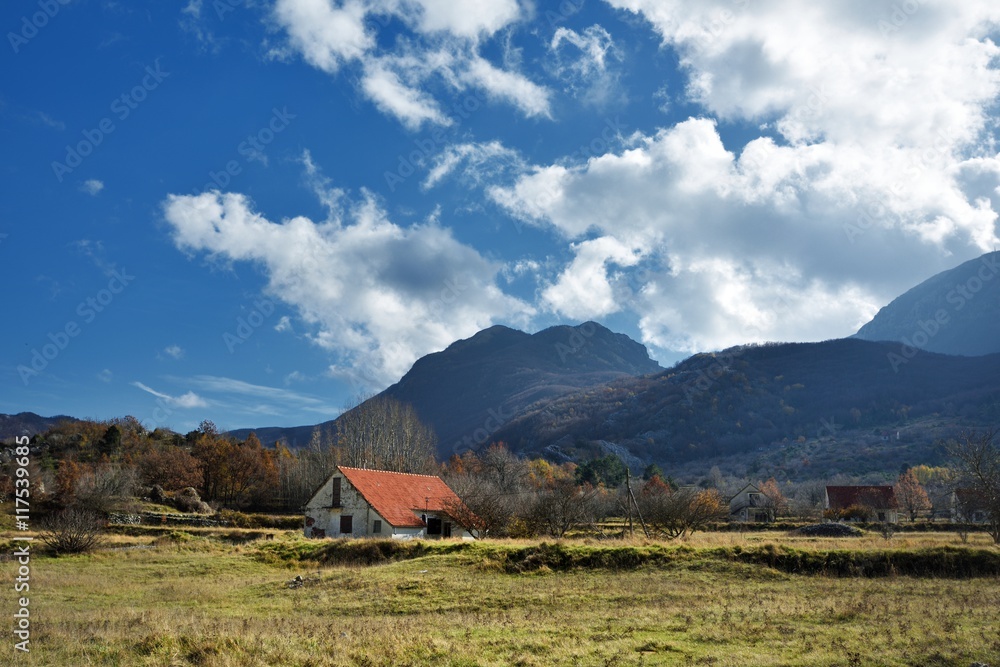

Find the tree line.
[{"left": 2, "top": 402, "right": 997, "bottom": 543}]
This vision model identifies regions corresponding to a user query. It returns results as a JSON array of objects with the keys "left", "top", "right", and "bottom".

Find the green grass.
[{"left": 2, "top": 532, "right": 998, "bottom": 665}]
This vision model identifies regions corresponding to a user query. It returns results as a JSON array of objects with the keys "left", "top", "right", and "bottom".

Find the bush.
[{"left": 39, "top": 508, "right": 105, "bottom": 555}]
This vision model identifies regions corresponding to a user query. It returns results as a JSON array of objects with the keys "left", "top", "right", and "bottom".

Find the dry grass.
[{"left": 1, "top": 529, "right": 998, "bottom": 666}]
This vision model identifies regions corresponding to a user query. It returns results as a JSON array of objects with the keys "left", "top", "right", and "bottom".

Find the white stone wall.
[{"left": 303, "top": 473, "right": 376, "bottom": 538}]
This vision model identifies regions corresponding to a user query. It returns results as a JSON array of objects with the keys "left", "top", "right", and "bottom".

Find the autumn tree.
[
  {"left": 337, "top": 395, "right": 436, "bottom": 473},
  {"left": 191, "top": 422, "right": 278, "bottom": 509},
  {"left": 638, "top": 479, "right": 726, "bottom": 539},
  {"left": 529, "top": 479, "right": 602, "bottom": 537},
  {"left": 894, "top": 469, "right": 932, "bottom": 521},
  {"left": 759, "top": 477, "right": 789, "bottom": 519},
  {"left": 134, "top": 443, "right": 203, "bottom": 491}
]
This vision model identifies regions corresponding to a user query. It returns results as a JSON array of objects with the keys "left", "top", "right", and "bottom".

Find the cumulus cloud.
[
  {"left": 162, "top": 177, "right": 533, "bottom": 386},
  {"left": 542, "top": 236, "right": 641, "bottom": 320},
  {"left": 270, "top": 0, "right": 550, "bottom": 128},
  {"left": 492, "top": 0, "right": 1000, "bottom": 355}
]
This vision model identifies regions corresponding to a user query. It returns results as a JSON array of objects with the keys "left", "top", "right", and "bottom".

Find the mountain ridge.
[{"left": 854, "top": 251, "right": 1000, "bottom": 356}]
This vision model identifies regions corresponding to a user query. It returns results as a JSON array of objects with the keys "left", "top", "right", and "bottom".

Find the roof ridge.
[{"left": 338, "top": 466, "right": 443, "bottom": 480}]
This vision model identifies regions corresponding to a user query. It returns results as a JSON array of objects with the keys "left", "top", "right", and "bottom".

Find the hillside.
[
  {"left": 0, "top": 411, "right": 80, "bottom": 441},
  {"left": 490, "top": 338, "right": 1000, "bottom": 475},
  {"left": 854, "top": 251, "right": 1000, "bottom": 356}
]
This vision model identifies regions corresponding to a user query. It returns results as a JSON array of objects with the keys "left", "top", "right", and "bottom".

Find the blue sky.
[{"left": 3, "top": 1, "right": 1000, "bottom": 434}]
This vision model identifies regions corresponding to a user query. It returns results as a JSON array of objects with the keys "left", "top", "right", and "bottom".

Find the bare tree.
[
  {"left": 948, "top": 429, "right": 1000, "bottom": 544},
  {"left": 71, "top": 464, "right": 140, "bottom": 514},
  {"left": 337, "top": 395, "right": 437, "bottom": 473},
  {"left": 529, "top": 480, "right": 601, "bottom": 537},
  {"left": 443, "top": 444, "right": 532, "bottom": 537},
  {"left": 276, "top": 430, "right": 340, "bottom": 511}
]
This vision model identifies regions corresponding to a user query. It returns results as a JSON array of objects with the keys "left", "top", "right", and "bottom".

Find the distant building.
[
  {"left": 951, "top": 488, "right": 989, "bottom": 524},
  {"left": 304, "top": 466, "right": 477, "bottom": 540},
  {"left": 825, "top": 485, "right": 898, "bottom": 523},
  {"left": 729, "top": 483, "right": 774, "bottom": 522}
]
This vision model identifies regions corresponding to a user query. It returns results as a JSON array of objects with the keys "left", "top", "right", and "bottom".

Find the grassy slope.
[{"left": 1, "top": 531, "right": 999, "bottom": 666}]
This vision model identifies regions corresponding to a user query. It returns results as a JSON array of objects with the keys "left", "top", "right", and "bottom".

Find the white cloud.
[
  {"left": 271, "top": 0, "right": 373, "bottom": 73},
  {"left": 542, "top": 236, "right": 641, "bottom": 319},
  {"left": 80, "top": 179, "right": 104, "bottom": 196},
  {"left": 184, "top": 375, "right": 330, "bottom": 410},
  {"left": 396, "top": 0, "right": 521, "bottom": 38},
  {"left": 422, "top": 140, "right": 521, "bottom": 189},
  {"left": 491, "top": 113, "right": 1000, "bottom": 352},
  {"left": 270, "top": 0, "right": 551, "bottom": 127},
  {"left": 132, "top": 381, "right": 208, "bottom": 409},
  {"left": 164, "top": 345, "right": 185, "bottom": 360},
  {"left": 275, "top": 315, "right": 292, "bottom": 332},
  {"left": 606, "top": 1, "right": 1000, "bottom": 149},
  {"left": 548, "top": 25, "right": 622, "bottom": 107},
  {"left": 360, "top": 60, "right": 452, "bottom": 129},
  {"left": 467, "top": 2, "right": 1000, "bottom": 353},
  {"left": 462, "top": 55, "right": 552, "bottom": 118},
  {"left": 97, "top": 369, "right": 113, "bottom": 383},
  {"left": 163, "top": 175, "right": 533, "bottom": 386}
]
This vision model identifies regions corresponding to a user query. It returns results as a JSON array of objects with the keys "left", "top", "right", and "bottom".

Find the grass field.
[{"left": 1, "top": 528, "right": 998, "bottom": 666}]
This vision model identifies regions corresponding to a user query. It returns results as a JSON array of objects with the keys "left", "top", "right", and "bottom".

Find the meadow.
[{"left": 1, "top": 528, "right": 998, "bottom": 666}]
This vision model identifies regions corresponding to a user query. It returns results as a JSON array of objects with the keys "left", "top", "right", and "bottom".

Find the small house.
[
  {"left": 951, "top": 488, "right": 989, "bottom": 524},
  {"left": 304, "top": 466, "right": 477, "bottom": 540},
  {"left": 729, "top": 483, "right": 774, "bottom": 522},
  {"left": 825, "top": 485, "right": 898, "bottom": 523}
]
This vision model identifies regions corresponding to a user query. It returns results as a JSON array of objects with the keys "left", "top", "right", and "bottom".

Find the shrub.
[{"left": 39, "top": 508, "right": 105, "bottom": 555}]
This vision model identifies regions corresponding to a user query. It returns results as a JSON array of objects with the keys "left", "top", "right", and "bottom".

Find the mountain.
[
  {"left": 854, "top": 251, "right": 1000, "bottom": 356},
  {"left": 0, "top": 412, "right": 80, "bottom": 441},
  {"left": 379, "top": 322, "right": 661, "bottom": 457},
  {"left": 231, "top": 322, "right": 661, "bottom": 455},
  {"left": 489, "top": 338, "right": 1000, "bottom": 477}
]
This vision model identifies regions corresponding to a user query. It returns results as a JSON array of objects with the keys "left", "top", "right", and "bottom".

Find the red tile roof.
[
  {"left": 339, "top": 466, "right": 466, "bottom": 528},
  {"left": 826, "top": 485, "right": 897, "bottom": 510}
]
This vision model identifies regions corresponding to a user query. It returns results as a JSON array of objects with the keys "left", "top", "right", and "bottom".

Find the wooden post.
[{"left": 626, "top": 469, "right": 650, "bottom": 539}]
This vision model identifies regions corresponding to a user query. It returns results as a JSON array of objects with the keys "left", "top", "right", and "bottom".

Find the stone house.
[
  {"left": 729, "top": 483, "right": 774, "bottom": 522},
  {"left": 951, "top": 488, "right": 989, "bottom": 524},
  {"left": 824, "top": 485, "right": 898, "bottom": 523},
  {"left": 304, "top": 466, "right": 477, "bottom": 540}
]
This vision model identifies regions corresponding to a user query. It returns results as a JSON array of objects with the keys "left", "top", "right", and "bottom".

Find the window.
[
  {"left": 340, "top": 515, "right": 353, "bottom": 534},
  {"left": 443, "top": 522, "right": 452, "bottom": 538},
  {"left": 372, "top": 520, "right": 382, "bottom": 534},
  {"left": 331, "top": 478, "right": 341, "bottom": 507},
  {"left": 426, "top": 517, "right": 442, "bottom": 535}
]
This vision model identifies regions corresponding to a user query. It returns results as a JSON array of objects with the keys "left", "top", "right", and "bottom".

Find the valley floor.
[{"left": 1, "top": 531, "right": 998, "bottom": 666}]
